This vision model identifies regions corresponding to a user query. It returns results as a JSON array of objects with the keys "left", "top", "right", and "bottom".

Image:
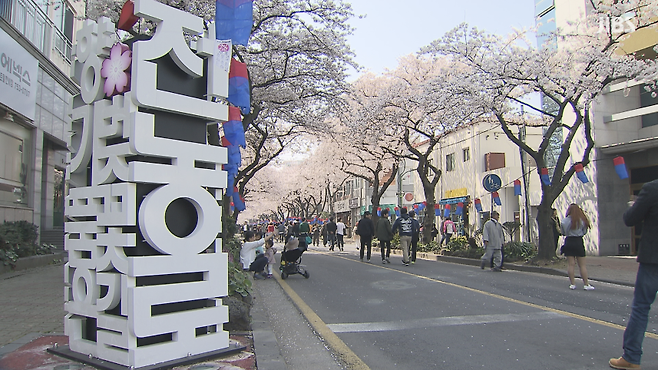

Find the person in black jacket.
[
  {"left": 326, "top": 217, "right": 337, "bottom": 251},
  {"left": 356, "top": 211, "right": 375, "bottom": 262},
  {"left": 610, "top": 179, "right": 658, "bottom": 370}
]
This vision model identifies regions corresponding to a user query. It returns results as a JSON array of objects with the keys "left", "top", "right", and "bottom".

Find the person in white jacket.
[{"left": 240, "top": 230, "right": 275, "bottom": 279}]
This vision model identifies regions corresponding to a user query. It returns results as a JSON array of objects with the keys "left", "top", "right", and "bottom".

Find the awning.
[{"left": 438, "top": 196, "right": 469, "bottom": 205}]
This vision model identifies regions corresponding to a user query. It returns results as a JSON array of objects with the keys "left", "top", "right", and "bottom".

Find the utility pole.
[{"left": 519, "top": 107, "right": 531, "bottom": 242}]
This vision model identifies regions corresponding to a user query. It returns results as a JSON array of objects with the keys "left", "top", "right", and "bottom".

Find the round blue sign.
[{"left": 483, "top": 174, "right": 502, "bottom": 192}]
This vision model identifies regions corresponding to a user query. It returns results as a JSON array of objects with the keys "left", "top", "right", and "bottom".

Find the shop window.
[
  {"left": 485, "top": 153, "right": 505, "bottom": 171},
  {"left": 446, "top": 153, "right": 455, "bottom": 172},
  {"left": 0, "top": 131, "right": 27, "bottom": 206}
]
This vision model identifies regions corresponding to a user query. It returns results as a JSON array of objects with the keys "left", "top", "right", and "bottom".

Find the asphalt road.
[{"left": 280, "top": 250, "right": 658, "bottom": 370}]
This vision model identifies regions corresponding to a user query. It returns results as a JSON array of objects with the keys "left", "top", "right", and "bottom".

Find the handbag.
[{"left": 306, "top": 235, "right": 312, "bottom": 244}]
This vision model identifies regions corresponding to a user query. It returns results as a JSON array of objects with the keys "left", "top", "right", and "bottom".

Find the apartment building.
[{"left": 0, "top": 0, "right": 81, "bottom": 246}]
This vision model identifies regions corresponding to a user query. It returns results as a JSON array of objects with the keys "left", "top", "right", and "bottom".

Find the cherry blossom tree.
[
  {"left": 87, "top": 0, "right": 359, "bottom": 223},
  {"left": 337, "top": 73, "right": 404, "bottom": 224},
  {"left": 361, "top": 56, "right": 487, "bottom": 242},
  {"left": 422, "top": 0, "right": 658, "bottom": 259}
]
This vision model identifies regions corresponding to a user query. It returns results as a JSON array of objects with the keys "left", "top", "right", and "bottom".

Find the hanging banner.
[
  {"left": 474, "top": 198, "right": 483, "bottom": 213},
  {"left": 540, "top": 168, "right": 550, "bottom": 185},
  {"left": 492, "top": 191, "right": 502, "bottom": 206},
  {"left": 614, "top": 156, "right": 629, "bottom": 179},
  {"left": 574, "top": 163, "right": 589, "bottom": 183},
  {"left": 514, "top": 179, "right": 522, "bottom": 196}
]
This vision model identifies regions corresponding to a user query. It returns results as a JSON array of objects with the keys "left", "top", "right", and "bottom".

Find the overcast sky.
[{"left": 346, "top": 0, "right": 537, "bottom": 77}]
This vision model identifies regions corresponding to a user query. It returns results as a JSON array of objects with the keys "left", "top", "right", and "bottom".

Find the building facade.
[{"left": 0, "top": 0, "right": 81, "bottom": 246}]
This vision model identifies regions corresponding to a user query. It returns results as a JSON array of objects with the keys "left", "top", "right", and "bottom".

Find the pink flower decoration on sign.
[{"left": 101, "top": 42, "right": 131, "bottom": 97}]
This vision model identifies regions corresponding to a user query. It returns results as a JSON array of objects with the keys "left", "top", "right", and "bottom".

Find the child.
[{"left": 264, "top": 238, "right": 277, "bottom": 279}]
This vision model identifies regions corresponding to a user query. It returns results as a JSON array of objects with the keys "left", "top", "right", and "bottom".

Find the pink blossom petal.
[
  {"left": 114, "top": 73, "right": 128, "bottom": 92},
  {"left": 118, "top": 51, "right": 132, "bottom": 70},
  {"left": 101, "top": 42, "right": 132, "bottom": 97}
]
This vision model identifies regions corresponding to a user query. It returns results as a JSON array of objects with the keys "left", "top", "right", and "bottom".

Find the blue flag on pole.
[{"left": 215, "top": 0, "right": 253, "bottom": 46}]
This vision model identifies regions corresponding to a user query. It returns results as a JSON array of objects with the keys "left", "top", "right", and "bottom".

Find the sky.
[{"left": 346, "top": 0, "right": 537, "bottom": 76}]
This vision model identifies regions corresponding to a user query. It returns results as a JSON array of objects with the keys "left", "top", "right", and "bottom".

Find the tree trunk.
[
  {"left": 421, "top": 188, "right": 436, "bottom": 243},
  {"left": 535, "top": 200, "right": 557, "bottom": 260}
]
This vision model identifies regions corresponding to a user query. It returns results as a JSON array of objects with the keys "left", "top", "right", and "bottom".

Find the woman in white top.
[
  {"left": 240, "top": 230, "right": 275, "bottom": 279},
  {"left": 560, "top": 203, "right": 594, "bottom": 291}
]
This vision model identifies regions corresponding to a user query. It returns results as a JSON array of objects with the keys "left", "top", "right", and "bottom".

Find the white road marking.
[{"left": 326, "top": 311, "right": 565, "bottom": 333}]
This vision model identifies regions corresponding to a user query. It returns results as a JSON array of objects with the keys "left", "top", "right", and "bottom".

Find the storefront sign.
[
  {"left": 349, "top": 198, "right": 360, "bottom": 208},
  {"left": 0, "top": 28, "right": 39, "bottom": 120},
  {"left": 334, "top": 199, "right": 350, "bottom": 213},
  {"left": 444, "top": 187, "right": 467, "bottom": 198}
]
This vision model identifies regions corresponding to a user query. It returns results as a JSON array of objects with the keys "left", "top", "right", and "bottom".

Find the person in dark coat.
[
  {"left": 326, "top": 217, "right": 337, "bottom": 251},
  {"left": 409, "top": 210, "right": 421, "bottom": 264},
  {"left": 356, "top": 211, "right": 375, "bottom": 262},
  {"left": 375, "top": 208, "right": 394, "bottom": 263},
  {"left": 610, "top": 179, "right": 658, "bottom": 370}
]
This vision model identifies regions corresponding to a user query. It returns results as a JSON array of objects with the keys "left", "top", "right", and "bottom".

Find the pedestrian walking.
[
  {"left": 326, "top": 217, "right": 337, "bottom": 251},
  {"left": 480, "top": 211, "right": 504, "bottom": 272},
  {"left": 409, "top": 210, "right": 420, "bottom": 264},
  {"left": 336, "top": 217, "right": 346, "bottom": 251},
  {"left": 277, "top": 222, "right": 286, "bottom": 243},
  {"left": 375, "top": 208, "right": 393, "bottom": 263},
  {"left": 312, "top": 222, "right": 320, "bottom": 246},
  {"left": 356, "top": 211, "right": 375, "bottom": 262},
  {"left": 610, "top": 179, "right": 658, "bottom": 370},
  {"left": 560, "top": 203, "right": 594, "bottom": 290},
  {"left": 392, "top": 207, "right": 414, "bottom": 266},
  {"left": 440, "top": 217, "right": 455, "bottom": 246},
  {"left": 353, "top": 223, "right": 360, "bottom": 250}
]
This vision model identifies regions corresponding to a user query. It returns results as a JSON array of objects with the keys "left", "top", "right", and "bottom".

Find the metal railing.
[{"left": 0, "top": 0, "right": 72, "bottom": 65}]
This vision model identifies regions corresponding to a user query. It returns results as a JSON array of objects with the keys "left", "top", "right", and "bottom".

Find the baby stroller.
[{"left": 279, "top": 235, "right": 310, "bottom": 279}]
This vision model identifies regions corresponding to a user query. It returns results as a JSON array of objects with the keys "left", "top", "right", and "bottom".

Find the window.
[
  {"left": 446, "top": 153, "right": 455, "bottom": 172},
  {"left": 641, "top": 83, "right": 658, "bottom": 128},
  {"left": 52, "top": 1, "right": 74, "bottom": 41},
  {"left": 463, "top": 147, "right": 470, "bottom": 162}
]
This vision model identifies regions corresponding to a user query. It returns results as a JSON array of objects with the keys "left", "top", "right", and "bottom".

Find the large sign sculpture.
[{"left": 59, "top": 0, "right": 235, "bottom": 367}]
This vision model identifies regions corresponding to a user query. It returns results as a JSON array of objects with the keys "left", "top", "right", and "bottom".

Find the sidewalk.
[{"left": 0, "top": 242, "right": 640, "bottom": 369}]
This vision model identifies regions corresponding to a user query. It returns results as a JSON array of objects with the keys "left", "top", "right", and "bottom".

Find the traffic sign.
[{"left": 483, "top": 174, "right": 502, "bottom": 192}]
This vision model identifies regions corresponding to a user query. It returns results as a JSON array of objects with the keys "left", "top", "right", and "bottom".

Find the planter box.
[{"left": 0, "top": 252, "right": 66, "bottom": 275}]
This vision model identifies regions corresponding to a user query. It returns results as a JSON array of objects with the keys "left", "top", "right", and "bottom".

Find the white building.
[
  {"left": 0, "top": 0, "right": 82, "bottom": 246},
  {"left": 407, "top": 120, "right": 544, "bottom": 242}
]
